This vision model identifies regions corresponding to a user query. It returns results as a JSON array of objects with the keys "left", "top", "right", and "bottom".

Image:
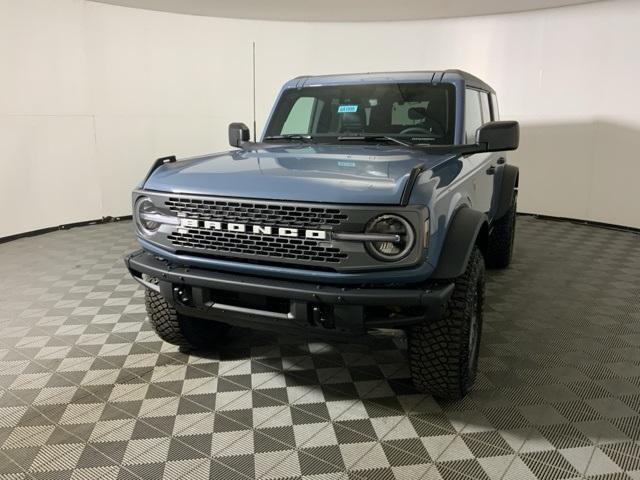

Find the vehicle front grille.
[
  {"left": 163, "top": 196, "right": 351, "bottom": 266},
  {"left": 164, "top": 197, "right": 348, "bottom": 229},
  {"left": 167, "top": 228, "right": 348, "bottom": 264}
]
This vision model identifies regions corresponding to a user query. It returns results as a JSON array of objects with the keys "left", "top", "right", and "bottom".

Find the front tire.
[
  {"left": 407, "top": 246, "right": 485, "bottom": 400},
  {"left": 144, "top": 288, "right": 230, "bottom": 350}
]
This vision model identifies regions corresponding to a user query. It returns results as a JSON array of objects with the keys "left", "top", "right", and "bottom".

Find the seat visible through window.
[{"left": 339, "top": 110, "right": 366, "bottom": 134}]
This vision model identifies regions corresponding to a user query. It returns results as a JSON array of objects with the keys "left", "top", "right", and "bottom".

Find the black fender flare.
[
  {"left": 494, "top": 164, "right": 519, "bottom": 220},
  {"left": 431, "top": 207, "right": 489, "bottom": 280}
]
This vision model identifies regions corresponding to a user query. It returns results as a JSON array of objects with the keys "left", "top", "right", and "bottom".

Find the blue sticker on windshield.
[{"left": 338, "top": 105, "right": 358, "bottom": 113}]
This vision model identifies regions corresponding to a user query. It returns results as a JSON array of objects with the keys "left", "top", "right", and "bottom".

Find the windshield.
[{"left": 264, "top": 82, "right": 456, "bottom": 145}]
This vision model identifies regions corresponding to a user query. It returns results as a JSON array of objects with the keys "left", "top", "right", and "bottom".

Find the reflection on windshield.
[{"left": 264, "top": 82, "right": 456, "bottom": 146}]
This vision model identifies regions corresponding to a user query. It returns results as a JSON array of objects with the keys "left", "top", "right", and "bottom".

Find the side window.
[
  {"left": 281, "top": 97, "right": 315, "bottom": 134},
  {"left": 464, "top": 89, "right": 482, "bottom": 144},
  {"left": 391, "top": 101, "right": 430, "bottom": 126},
  {"left": 480, "top": 92, "right": 491, "bottom": 123},
  {"left": 490, "top": 93, "right": 500, "bottom": 120}
]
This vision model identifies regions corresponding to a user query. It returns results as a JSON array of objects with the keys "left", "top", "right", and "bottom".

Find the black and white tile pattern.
[{"left": 0, "top": 216, "right": 639, "bottom": 479}]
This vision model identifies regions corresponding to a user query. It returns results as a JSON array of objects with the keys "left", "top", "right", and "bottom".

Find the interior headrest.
[
  {"left": 408, "top": 107, "right": 428, "bottom": 120},
  {"left": 341, "top": 111, "right": 363, "bottom": 123}
]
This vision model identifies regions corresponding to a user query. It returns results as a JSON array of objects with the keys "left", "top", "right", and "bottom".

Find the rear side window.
[
  {"left": 480, "top": 92, "right": 491, "bottom": 123},
  {"left": 391, "top": 100, "right": 430, "bottom": 126},
  {"left": 281, "top": 97, "right": 316, "bottom": 134},
  {"left": 490, "top": 93, "right": 500, "bottom": 120},
  {"left": 464, "top": 89, "right": 483, "bottom": 144}
]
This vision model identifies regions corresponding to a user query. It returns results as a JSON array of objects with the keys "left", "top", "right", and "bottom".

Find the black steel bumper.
[{"left": 125, "top": 250, "right": 454, "bottom": 337}]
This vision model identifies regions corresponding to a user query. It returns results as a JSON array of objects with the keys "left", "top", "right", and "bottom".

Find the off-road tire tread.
[
  {"left": 145, "top": 289, "right": 193, "bottom": 347},
  {"left": 487, "top": 195, "right": 517, "bottom": 269},
  {"left": 145, "top": 287, "right": 230, "bottom": 349},
  {"left": 408, "top": 247, "right": 485, "bottom": 400}
]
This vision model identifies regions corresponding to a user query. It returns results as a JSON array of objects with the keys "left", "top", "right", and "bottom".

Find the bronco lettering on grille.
[{"left": 178, "top": 218, "right": 328, "bottom": 240}]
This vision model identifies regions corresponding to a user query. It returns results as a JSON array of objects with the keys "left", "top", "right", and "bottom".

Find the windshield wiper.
[
  {"left": 263, "top": 134, "right": 315, "bottom": 143},
  {"left": 337, "top": 135, "right": 414, "bottom": 148}
]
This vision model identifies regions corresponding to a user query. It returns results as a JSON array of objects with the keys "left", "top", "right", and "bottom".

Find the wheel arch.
[
  {"left": 475, "top": 221, "right": 489, "bottom": 259},
  {"left": 431, "top": 207, "right": 489, "bottom": 280},
  {"left": 493, "top": 164, "right": 519, "bottom": 220}
]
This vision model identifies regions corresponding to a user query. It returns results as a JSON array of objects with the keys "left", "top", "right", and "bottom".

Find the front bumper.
[{"left": 125, "top": 250, "right": 454, "bottom": 337}]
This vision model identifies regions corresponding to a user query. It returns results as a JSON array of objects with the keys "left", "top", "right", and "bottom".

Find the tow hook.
[{"left": 173, "top": 286, "right": 191, "bottom": 305}]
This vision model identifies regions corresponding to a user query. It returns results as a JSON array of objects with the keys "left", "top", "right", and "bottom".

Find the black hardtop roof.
[
  {"left": 441, "top": 69, "right": 495, "bottom": 93},
  {"left": 290, "top": 69, "right": 495, "bottom": 93}
]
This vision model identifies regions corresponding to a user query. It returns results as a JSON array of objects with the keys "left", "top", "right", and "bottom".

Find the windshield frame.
[{"left": 262, "top": 82, "right": 459, "bottom": 146}]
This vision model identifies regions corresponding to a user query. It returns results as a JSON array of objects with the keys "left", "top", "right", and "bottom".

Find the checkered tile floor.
[{"left": 0, "top": 216, "right": 639, "bottom": 480}]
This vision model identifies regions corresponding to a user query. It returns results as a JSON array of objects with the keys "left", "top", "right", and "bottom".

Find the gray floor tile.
[{"left": 0, "top": 216, "right": 638, "bottom": 479}]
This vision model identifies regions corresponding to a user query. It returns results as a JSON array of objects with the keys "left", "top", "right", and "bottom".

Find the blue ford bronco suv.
[{"left": 126, "top": 70, "right": 519, "bottom": 399}]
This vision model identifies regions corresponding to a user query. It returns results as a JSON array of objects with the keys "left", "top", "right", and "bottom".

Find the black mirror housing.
[
  {"left": 476, "top": 121, "right": 519, "bottom": 152},
  {"left": 229, "top": 122, "right": 251, "bottom": 148}
]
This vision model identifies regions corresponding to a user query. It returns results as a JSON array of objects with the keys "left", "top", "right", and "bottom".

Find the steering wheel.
[{"left": 399, "top": 127, "right": 430, "bottom": 135}]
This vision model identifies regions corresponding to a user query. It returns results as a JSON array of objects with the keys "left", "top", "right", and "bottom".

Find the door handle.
[
  {"left": 486, "top": 166, "right": 496, "bottom": 175},
  {"left": 497, "top": 157, "right": 506, "bottom": 165}
]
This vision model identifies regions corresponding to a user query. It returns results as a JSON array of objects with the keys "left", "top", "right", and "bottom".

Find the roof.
[{"left": 285, "top": 69, "right": 495, "bottom": 93}]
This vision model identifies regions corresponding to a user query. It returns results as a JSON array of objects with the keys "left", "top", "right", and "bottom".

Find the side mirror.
[
  {"left": 476, "top": 121, "right": 519, "bottom": 152},
  {"left": 229, "top": 122, "right": 250, "bottom": 148}
]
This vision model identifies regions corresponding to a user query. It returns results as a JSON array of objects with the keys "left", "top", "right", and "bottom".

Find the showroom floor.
[{"left": 0, "top": 216, "right": 639, "bottom": 480}]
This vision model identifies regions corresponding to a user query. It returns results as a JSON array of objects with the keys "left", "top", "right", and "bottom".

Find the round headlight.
[
  {"left": 135, "top": 197, "right": 161, "bottom": 235},
  {"left": 365, "top": 214, "right": 415, "bottom": 261}
]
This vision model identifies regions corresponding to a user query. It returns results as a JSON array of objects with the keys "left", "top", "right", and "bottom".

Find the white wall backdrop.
[{"left": 1, "top": 0, "right": 639, "bottom": 238}]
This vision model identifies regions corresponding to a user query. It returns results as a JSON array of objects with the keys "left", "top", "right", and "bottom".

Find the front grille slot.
[
  {"left": 165, "top": 197, "right": 348, "bottom": 229},
  {"left": 167, "top": 228, "right": 348, "bottom": 264},
  {"left": 163, "top": 196, "right": 350, "bottom": 267}
]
